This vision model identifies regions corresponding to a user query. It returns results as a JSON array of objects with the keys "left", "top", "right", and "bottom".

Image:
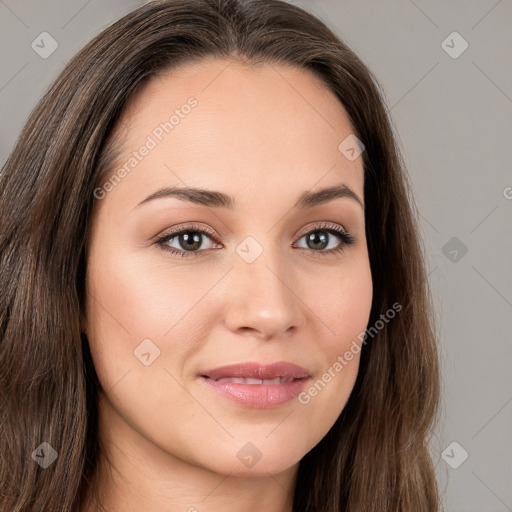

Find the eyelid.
[
  {"left": 157, "top": 221, "right": 349, "bottom": 241},
  {"left": 295, "top": 221, "right": 349, "bottom": 238},
  {"left": 156, "top": 222, "right": 220, "bottom": 243}
]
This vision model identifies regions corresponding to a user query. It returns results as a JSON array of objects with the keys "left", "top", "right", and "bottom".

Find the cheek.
[
  {"left": 85, "top": 239, "right": 192, "bottom": 341},
  {"left": 83, "top": 248, "right": 205, "bottom": 451},
  {"left": 297, "top": 258, "right": 372, "bottom": 420},
  {"left": 84, "top": 238, "right": 218, "bottom": 399},
  {"left": 307, "top": 254, "right": 373, "bottom": 352},
  {"left": 84, "top": 237, "right": 166, "bottom": 390}
]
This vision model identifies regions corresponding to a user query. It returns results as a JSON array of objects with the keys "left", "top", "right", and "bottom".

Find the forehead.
[
  {"left": 99, "top": 58, "right": 364, "bottom": 212},
  {"left": 120, "top": 57, "right": 355, "bottom": 142}
]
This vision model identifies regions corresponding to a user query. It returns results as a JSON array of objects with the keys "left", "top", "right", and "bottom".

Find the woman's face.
[{"left": 84, "top": 58, "right": 373, "bottom": 478}]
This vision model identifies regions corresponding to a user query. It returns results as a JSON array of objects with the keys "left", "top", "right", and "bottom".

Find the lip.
[
  {"left": 198, "top": 361, "right": 311, "bottom": 409},
  {"left": 200, "top": 361, "right": 310, "bottom": 380}
]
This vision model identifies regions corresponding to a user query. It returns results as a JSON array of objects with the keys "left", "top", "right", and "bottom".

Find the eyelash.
[{"left": 154, "top": 221, "right": 356, "bottom": 259}]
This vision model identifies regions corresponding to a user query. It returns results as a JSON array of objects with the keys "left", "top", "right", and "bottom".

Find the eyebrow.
[{"left": 133, "top": 183, "right": 364, "bottom": 211}]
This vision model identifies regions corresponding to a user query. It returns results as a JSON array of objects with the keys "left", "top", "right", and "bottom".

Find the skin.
[{"left": 81, "top": 58, "right": 373, "bottom": 512}]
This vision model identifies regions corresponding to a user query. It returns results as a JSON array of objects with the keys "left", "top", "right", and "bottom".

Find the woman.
[{"left": 0, "top": 1, "right": 441, "bottom": 511}]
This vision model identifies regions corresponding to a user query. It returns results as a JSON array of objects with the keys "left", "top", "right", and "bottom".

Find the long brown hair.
[{"left": 0, "top": 1, "right": 441, "bottom": 510}]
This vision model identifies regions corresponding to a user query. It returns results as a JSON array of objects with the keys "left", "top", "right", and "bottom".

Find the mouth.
[
  {"left": 200, "top": 361, "right": 311, "bottom": 380},
  {"left": 206, "top": 376, "right": 299, "bottom": 384},
  {"left": 198, "top": 361, "right": 311, "bottom": 408}
]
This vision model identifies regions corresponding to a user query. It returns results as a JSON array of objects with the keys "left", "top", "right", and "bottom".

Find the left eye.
[{"left": 295, "top": 229, "right": 342, "bottom": 251}]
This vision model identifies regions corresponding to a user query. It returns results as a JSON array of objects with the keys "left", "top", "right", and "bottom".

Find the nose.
[{"left": 222, "top": 247, "right": 306, "bottom": 341}]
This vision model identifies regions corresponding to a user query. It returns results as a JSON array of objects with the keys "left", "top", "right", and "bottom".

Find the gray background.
[{"left": 1, "top": 0, "right": 511, "bottom": 510}]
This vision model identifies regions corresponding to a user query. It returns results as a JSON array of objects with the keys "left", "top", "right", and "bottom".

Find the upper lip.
[{"left": 200, "top": 361, "right": 311, "bottom": 380}]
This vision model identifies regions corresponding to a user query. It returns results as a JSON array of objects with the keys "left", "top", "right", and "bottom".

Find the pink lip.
[
  {"left": 200, "top": 361, "right": 310, "bottom": 380},
  {"left": 198, "top": 361, "right": 311, "bottom": 409}
]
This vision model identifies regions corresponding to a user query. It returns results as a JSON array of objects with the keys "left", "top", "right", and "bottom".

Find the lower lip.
[{"left": 199, "top": 376, "right": 310, "bottom": 408}]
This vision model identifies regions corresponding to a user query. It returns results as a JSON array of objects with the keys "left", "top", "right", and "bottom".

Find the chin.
[{"left": 192, "top": 440, "right": 304, "bottom": 477}]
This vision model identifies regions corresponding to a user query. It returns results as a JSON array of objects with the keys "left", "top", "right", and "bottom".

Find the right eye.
[{"left": 155, "top": 224, "right": 221, "bottom": 258}]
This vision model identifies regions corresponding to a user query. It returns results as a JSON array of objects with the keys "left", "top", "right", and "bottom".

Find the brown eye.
[
  {"left": 294, "top": 223, "right": 355, "bottom": 255},
  {"left": 155, "top": 224, "right": 220, "bottom": 258},
  {"left": 155, "top": 222, "right": 355, "bottom": 258}
]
